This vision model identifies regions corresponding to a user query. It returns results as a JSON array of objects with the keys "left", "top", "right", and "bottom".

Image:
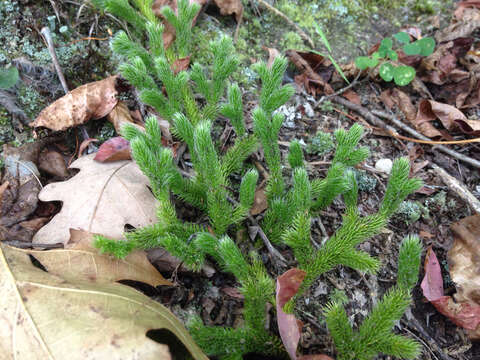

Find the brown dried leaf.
[
  {"left": 31, "top": 76, "right": 119, "bottom": 131},
  {"left": 0, "top": 242, "right": 208, "bottom": 360},
  {"left": 38, "top": 149, "right": 69, "bottom": 178},
  {"left": 214, "top": 0, "right": 243, "bottom": 22},
  {"left": 94, "top": 137, "right": 132, "bottom": 163},
  {"left": 436, "top": 8, "right": 480, "bottom": 42},
  {"left": 454, "top": 1, "right": 480, "bottom": 20},
  {"left": 32, "top": 153, "right": 157, "bottom": 245},
  {"left": 417, "top": 99, "right": 480, "bottom": 135},
  {"left": 250, "top": 186, "right": 268, "bottom": 215},
  {"left": 286, "top": 50, "right": 333, "bottom": 96},
  {"left": 385, "top": 89, "right": 444, "bottom": 139},
  {"left": 107, "top": 101, "right": 144, "bottom": 134}
]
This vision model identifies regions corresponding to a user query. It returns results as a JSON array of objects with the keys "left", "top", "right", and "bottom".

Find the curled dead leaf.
[{"left": 31, "top": 76, "right": 119, "bottom": 131}]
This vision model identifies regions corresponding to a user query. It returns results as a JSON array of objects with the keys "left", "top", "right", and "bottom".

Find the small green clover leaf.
[
  {"left": 403, "top": 41, "right": 422, "bottom": 55},
  {"left": 417, "top": 37, "right": 435, "bottom": 56},
  {"left": 355, "top": 56, "right": 378, "bottom": 70},
  {"left": 0, "top": 66, "right": 19, "bottom": 89},
  {"left": 379, "top": 63, "right": 395, "bottom": 82},
  {"left": 380, "top": 38, "right": 393, "bottom": 50},
  {"left": 393, "top": 32, "right": 410, "bottom": 44},
  {"left": 393, "top": 66, "right": 416, "bottom": 86},
  {"left": 387, "top": 50, "right": 398, "bottom": 61}
]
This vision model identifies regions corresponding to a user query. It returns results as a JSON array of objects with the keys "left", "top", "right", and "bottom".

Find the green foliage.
[
  {"left": 93, "top": 2, "right": 424, "bottom": 358},
  {"left": 313, "top": 23, "right": 349, "bottom": 84},
  {"left": 355, "top": 32, "right": 435, "bottom": 86},
  {"left": 324, "top": 236, "right": 422, "bottom": 360}
]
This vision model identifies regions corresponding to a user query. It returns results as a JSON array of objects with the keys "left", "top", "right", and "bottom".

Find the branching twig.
[
  {"left": 330, "top": 96, "right": 480, "bottom": 169},
  {"left": 257, "top": 0, "right": 314, "bottom": 48}
]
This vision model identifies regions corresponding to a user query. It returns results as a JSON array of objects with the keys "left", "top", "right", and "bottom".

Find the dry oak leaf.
[
  {"left": 32, "top": 153, "right": 157, "bottom": 245},
  {"left": 0, "top": 242, "right": 208, "bottom": 360},
  {"left": 31, "top": 76, "right": 119, "bottom": 131},
  {"left": 57, "top": 229, "right": 172, "bottom": 286}
]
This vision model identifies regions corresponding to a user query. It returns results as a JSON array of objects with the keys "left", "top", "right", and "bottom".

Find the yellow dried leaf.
[{"left": 0, "top": 242, "right": 208, "bottom": 359}]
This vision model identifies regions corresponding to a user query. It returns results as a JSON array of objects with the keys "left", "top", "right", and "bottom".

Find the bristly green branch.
[
  {"left": 92, "top": 2, "right": 424, "bottom": 358},
  {"left": 324, "top": 236, "right": 423, "bottom": 360}
]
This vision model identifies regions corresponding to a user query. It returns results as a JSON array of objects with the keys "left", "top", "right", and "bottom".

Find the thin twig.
[
  {"left": 431, "top": 163, "right": 480, "bottom": 214},
  {"left": 330, "top": 96, "right": 480, "bottom": 169},
  {"left": 257, "top": 0, "right": 314, "bottom": 48},
  {"left": 40, "top": 27, "right": 69, "bottom": 93},
  {"left": 401, "top": 315, "right": 452, "bottom": 360},
  {"left": 314, "top": 70, "right": 363, "bottom": 107},
  {"left": 226, "top": 195, "right": 289, "bottom": 268}
]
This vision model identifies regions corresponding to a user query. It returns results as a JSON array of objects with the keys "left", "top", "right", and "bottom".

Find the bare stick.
[
  {"left": 431, "top": 163, "right": 480, "bottom": 214},
  {"left": 40, "top": 27, "right": 69, "bottom": 93},
  {"left": 331, "top": 96, "right": 480, "bottom": 169},
  {"left": 257, "top": 0, "right": 314, "bottom": 48}
]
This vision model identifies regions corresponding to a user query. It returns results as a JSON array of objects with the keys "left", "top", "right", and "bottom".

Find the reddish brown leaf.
[
  {"left": 276, "top": 268, "right": 306, "bottom": 360},
  {"left": 421, "top": 246, "right": 444, "bottom": 301},
  {"left": 431, "top": 296, "right": 480, "bottom": 333},
  {"left": 172, "top": 56, "right": 191, "bottom": 73},
  {"left": 221, "top": 287, "right": 244, "bottom": 299},
  {"left": 94, "top": 137, "right": 131, "bottom": 163},
  {"left": 31, "top": 76, "right": 119, "bottom": 131}
]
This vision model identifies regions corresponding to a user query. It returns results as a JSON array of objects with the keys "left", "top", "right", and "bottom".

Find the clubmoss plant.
[{"left": 94, "top": 1, "right": 424, "bottom": 359}]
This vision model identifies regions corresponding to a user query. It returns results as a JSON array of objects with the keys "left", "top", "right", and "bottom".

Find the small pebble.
[
  {"left": 304, "top": 102, "right": 315, "bottom": 118},
  {"left": 375, "top": 158, "right": 393, "bottom": 174}
]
